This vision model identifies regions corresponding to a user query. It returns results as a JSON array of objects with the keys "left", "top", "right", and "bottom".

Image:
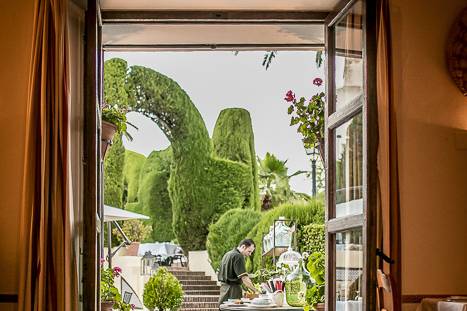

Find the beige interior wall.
[
  {"left": 0, "top": 0, "right": 34, "bottom": 309},
  {"left": 390, "top": 0, "right": 467, "bottom": 297}
]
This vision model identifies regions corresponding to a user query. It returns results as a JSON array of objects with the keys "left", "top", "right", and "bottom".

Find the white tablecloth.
[
  {"left": 418, "top": 298, "right": 467, "bottom": 311},
  {"left": 336, "top": 300, "right": 362, "bottom": 311}
]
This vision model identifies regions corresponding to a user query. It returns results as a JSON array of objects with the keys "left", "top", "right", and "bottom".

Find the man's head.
[{"left": 237, "top": 239, "right": 255, "bottom": 257}]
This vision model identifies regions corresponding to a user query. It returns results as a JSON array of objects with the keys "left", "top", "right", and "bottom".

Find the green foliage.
[
  {"left": 262, "top": 51, "right": 277, "bottom": 70},
  {"left": 103, "top": 58, "right": 135, "bottom": 139},
  {"left": 122, "top": 61, "right": 257, "bottom": 250},
  {"left": 246, "top": 198, "right": 325, "bottom": 271},
  {"left": 206, "top": 208, "right": 261, "bottom": 271},
  {"left": 100, "top": 266, "right": 121, "bottom": 302},
  {"left": 143, "top": 268, "right": 183, "bottom": 311},
  {"left": 257, "top": 152, "right": 309, "bottom": 210},
  {"left": 138, "top": 148, "right": 175, "bottom": 242},
  {"left": 104, "top": 58, "right": 129, "bottom": 107},
  {"left": 212, "top": 108, "right": 259, "bottom": 211},
  {"left": 306, "top": 252, "right": 325, "bottom": 309},
  {"left": 104, "top": 134, "right": 125, "bottom": 208},
  {"left": 297, "top": 224, "right": 325, "bottom": 255},
  {"left": 284, "top": 79, "right": 325, "bottom": 161},
  {"left": 113, "top": 219, "right": 152, "bottom": 243},
  {"left": 122, "top": 150, "right": 146, "bottom": 204}
]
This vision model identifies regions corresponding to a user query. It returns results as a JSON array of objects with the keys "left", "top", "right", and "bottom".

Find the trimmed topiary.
[
  {"left": 122, "top": 150, "right": 146, "bottom": 204},
  {"left": 206, "top": 208, "right": 262, "bottom": 271},
  {"left": 246, "top": 197, "right": 325, "bottom": 271},
  {"left": 122, "top": 62, "right": 256, "bottom": 250},
  {"left": 138, "top": 148, "right": 175, "bottom": 242},
  {"left": 212, "top": 108, "right": 260, "bottom": 211},
  {"left": 104, "top": 134, "right": 126, "bottom": 208}
]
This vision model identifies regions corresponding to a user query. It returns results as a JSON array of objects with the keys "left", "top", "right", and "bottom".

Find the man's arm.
[{"left": 241, "top": 275, "right": 259, "bottom": 293}]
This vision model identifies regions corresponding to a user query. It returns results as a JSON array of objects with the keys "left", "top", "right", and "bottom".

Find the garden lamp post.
[
  {"left": 141, "top": 251, "right": 156, "bottom": 275},
  {"left": 305, "top": 145, "right": 319, "bottom": 197}
]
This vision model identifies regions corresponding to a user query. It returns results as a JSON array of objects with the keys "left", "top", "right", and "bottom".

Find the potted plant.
[
  {"left": 101, "top": 103, "right": 136, "bottom": 158},
  {"left": 100, "top": 261, "right": 135, "bottom": 311},
  {"left": 100, "top": 263, "right": 122, "bottom": 311},
  {"left": 305, "top": 252, "right": 325, "bottom": 311},
  {"left": 113, "top": 219, "right": 152, "bottom": 256},
  {"left": 143, "top": 267, "right": 184, "bottom": 311}
]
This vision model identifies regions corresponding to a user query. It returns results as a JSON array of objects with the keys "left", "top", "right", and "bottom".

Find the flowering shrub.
[
  {"left": 284, "top": 77, "right": 325, "bottom": 161},
  {"left": 100, "top": 260, "right": 134, "bottom": 310}
]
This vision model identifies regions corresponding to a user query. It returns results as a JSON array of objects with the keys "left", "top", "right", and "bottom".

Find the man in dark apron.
[{"left": 218, "top": 239, "right": 259, "bottom": 305}]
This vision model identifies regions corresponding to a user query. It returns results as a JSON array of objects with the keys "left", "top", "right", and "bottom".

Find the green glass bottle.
[{"left": 285, "top": 259, "right": 314, "bottom": 307}]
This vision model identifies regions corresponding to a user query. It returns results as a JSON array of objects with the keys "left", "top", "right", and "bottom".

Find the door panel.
[{"left": 325, "top": 0, "right": 376, "bottom": 310}]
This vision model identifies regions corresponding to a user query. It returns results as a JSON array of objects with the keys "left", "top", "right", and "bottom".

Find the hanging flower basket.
[{"left": 101, "top": 121, "right": 117, "bottom": 158}]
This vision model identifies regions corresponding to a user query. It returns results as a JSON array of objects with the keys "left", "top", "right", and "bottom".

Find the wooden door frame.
[{"left": 324, "top": 0, "right": 378, "bottom": 310}]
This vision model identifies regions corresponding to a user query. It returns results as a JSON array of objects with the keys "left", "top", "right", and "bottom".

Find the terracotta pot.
[
  {"left": 125, "top": 241, "right": 140, "bottom": 256},
  {"left": 101, "top": 121, "right": 117, "bottom": 158},
  {"left": 101, "top": 301, "right": 114, "bottom": 311},
  {"left": 315, "top": 302, "right": 325, "bottom": 311}
]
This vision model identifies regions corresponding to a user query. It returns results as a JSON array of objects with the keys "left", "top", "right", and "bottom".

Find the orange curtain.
[
  {"left": 18, "top": 0, "right": 77, "bottom": 310},
  {"left": 376, "top": 0, "right": 401, "bottom": 310}
]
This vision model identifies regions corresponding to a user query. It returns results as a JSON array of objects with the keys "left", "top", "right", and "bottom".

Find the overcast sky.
[{"left": 105, "top": 51, "right": 324, "bottom": 194}]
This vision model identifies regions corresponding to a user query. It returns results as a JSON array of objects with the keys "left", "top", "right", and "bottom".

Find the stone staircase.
[{"left": 168, "top": 266, "right": 219, "bottom": 311}]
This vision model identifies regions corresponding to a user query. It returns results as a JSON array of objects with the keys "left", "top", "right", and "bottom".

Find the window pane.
[
  {"left": 335, "top": 229, "right": 363, "bottom": 311},
  {"left": 335, "top": 113, "right": 363, "bottom": 217},
  {"left": 334, "top": 0, "right": 364, "bottom": 112}
]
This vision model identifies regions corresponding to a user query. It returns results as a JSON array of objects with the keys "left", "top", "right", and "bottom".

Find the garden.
[{"left": 101, "top": 52, "right": 327, "bottom": 311}]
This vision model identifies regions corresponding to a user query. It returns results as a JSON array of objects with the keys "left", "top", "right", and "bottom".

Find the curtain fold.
[
  {"left": 18, "top": 0, "right": 77, "bottom": 310},
  {"left": 376, "top": 0, "right": 401, "bottom": 310}
]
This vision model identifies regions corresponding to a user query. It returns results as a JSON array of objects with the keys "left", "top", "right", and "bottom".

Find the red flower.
[
  {"left": 313, "top": 78, "right": 323, "bottom": 87},
  {"left": 113, "top": 266, "right": 122, "bottom": 276},
  {"left": 131, "top": 304, "right": 136, "bottom": 310},
  {"left": 284, "top": 90, "right": 295, "bottom": 102}
]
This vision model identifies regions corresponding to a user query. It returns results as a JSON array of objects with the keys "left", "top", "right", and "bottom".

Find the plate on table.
[
  {"left": 247, "top": 303, "right": 276, "bottom": 308},
  {"left": 446, "top": 296, "right": 467, "bottom": 302}
]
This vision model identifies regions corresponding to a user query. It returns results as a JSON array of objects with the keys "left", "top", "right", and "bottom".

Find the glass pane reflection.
[
  {"left": 334, "top": 0, "right": 364, "bottom": 112},
  {"left": 335, "top": 114, "right": 363, "bottom": 217},
  {"left": 335, "top": 230, "right": 363, "bottom": 311}
]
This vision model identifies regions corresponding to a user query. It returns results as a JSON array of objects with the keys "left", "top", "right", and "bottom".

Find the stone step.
[
  {"left": 182, "top": 302, "right": 219, "bottom": 309},
  {"left": 184, "top": 290, "right": 220, "bottom": 295},
  {"left": 183, "top": 285, "right": 220, "bottom": 291},
  {"left": 171, "top": 271, "right": 206, "bottom": 277},
  {"left": 180, "top": 280, "right": 217, "bottom": 286},
  {"left": 181, "top": 308, "right": 219, "bottom": 311},
  {"left": 176, "top": 275, "right": 212, "bottom": 281},
  {"left": 183, "top": 295, "right": 219, "bottom": 303},
  {"left": 168, "top": 266, "right": 189, "bottom": 271}
]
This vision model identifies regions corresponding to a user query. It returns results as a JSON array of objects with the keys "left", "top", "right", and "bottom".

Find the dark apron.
[{"left": 218, "top": 283, "right": 242, "bottom": 305}]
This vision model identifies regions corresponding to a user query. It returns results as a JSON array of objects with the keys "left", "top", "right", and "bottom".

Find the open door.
[
  {"left": 324, "top": 0, "right": 377, "bottom": 310},
  {"left": 83, "top": 0, "right": 103, "bottom": 309}
]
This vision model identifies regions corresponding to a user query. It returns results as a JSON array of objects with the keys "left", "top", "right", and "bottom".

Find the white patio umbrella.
[
  {"left": 103, "top": 205, "right": 150, "bottom": 267},
  {"left": 103, "top": 204, "right": 150, "bottom": 222}
]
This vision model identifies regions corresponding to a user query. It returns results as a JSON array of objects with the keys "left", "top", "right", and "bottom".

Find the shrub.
[
  {"left": 106, "top": 58, "right": 259, "bottom": 250},
  {"left": 138, "top": 148, "right": 175, "bottom": 242},
  {"left": 246, "top": 197, "right": 324, "bottom": 271},
  {"left": 306, "top": 252, "right": 325, "bottom": 308},
  {"left": 104, "top": 134, "right": 125, "bottom": 208},
  {"left": 297, "top": 223, "right": 325, "bottom": 255},
  {"left": 123, "top": 150, "right": 146, "bottom": 204},
  {"left": 206, "top": 208, "right": 262, "bottom": 271},
  {"left": 143, "top": 268, "right": 183, "bottom": 311},
  {"left": 212, "top": 108, "right": 260, "bottom": 211}
]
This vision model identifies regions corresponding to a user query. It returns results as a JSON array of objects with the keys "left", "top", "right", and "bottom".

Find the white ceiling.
[
  {"left": 100, "top": 0, "right": 340, "bottom": 12},
  {"left": 102, "top": 23, "right": 324, "bottom": 49}
]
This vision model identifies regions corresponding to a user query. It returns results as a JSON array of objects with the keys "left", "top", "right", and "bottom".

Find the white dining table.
[{"left": 417, "top": 298, "right": 467, "bottom": 311}]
